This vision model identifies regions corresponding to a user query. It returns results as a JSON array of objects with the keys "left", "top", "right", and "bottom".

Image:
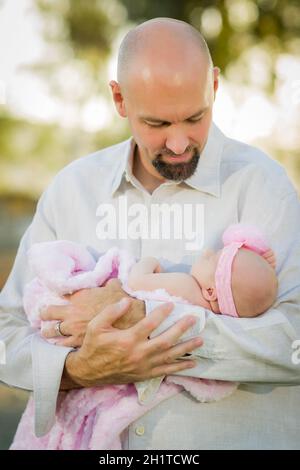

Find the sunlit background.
[{"left": 0, "top": 0, "right": 299, "bottom": 449}]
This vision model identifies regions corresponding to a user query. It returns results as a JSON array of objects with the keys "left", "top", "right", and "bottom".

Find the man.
[{"left": 0, "top": 18, "right": 300, "bottom": 449}]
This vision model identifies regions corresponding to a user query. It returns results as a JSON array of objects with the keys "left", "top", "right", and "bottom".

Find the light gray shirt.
[{"left": 0, "top": 123, "right": 300, "bottom": 449}]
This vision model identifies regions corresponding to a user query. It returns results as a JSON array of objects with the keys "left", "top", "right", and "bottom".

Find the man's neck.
[{"left": 132, "top": 145, "right": 165, "bottom": 194}]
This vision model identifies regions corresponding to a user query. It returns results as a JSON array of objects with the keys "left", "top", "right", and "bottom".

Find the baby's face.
[{"left": 190, "top": 248, "right": 222, "bottom": 287}]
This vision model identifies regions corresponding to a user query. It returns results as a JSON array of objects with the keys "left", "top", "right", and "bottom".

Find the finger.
[
  {"left": 106, "top": 278, "right": 122, "bottom": 289},
  {"left": 151, "top": 336, "right": 203, "bottom": 367},
  {"left": 40, "top": 304, "right": 69, "bottom": 321},
  {"left": 151, "top": 359, "right": 196, "bottom": 378},
  {"left": 41, "top": 320, "right": 69, "bottom": 338},
  {"left": 263, "top": 250, "right": 275, "bottom": 260},
  {"left": 59, "top": 337, "right": 81, "bottom": 348},
  {"left": 264, "top": 249, "right": 273, "bottom": 255},
  {"left": 262, "top": 251, "right": 276, "bottom": 268},
  {"left": 90, "top": 297, "right": 132, "bottom": 329},
  {"left": 41, "top": 325, "right": 56, "bottom": 339},
  {"left": 146, "top": 314, "right": 199, "bottom": 353},
  {"left": 131, "top": 302, "right": 174, "bottom": 338},
  {"left": 263, "top": 249, "right": 272, "bottom": 258}
]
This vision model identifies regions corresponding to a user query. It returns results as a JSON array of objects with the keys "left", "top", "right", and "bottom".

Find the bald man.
[
  {"left": 113, "top": 18, "right": 216, "bottom": 191},
  {"left": 1, "top": 18, "right": 300, "bottom": 450}
]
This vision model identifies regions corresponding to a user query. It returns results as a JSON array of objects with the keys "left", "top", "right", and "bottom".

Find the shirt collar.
[
  {"left": 110, "top": 138, "right": 133, "bottom": 196},
  {"left": 183, "top": 122, "right": 224, "bottom": 197},
  {"left": 111, "top": 122, "right": 224, "bottom": 197}
]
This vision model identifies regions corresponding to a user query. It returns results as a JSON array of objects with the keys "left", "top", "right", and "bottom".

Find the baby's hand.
[
  {"left": 128, "top": 257, "right": 163, "bottom": 290},
  {"left": 262, "top": 249, "right": 276, "bottom": 269},
  {"left": 131, "top": 257, "right": 163, "bottom": 276},
  {"left": 140, "top": 257, "right": 163, "bottom": 274}
]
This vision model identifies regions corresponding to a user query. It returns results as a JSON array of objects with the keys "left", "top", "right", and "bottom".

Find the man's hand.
[
  {"left": 63, "top": 299, "right": 203, "bottom": 388},
  {"left": 41, "top": 279, "right": 145, "bottom": 347}
]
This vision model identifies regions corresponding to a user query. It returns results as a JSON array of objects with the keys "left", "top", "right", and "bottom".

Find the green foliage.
[
  {"left": 0, "top": 110, "right": 130, "bottom": 197},
  {"left": 0, "top": 0, "right": 299, "bottom": 198},
  {"left": 35, "top": 0, "right": 127, "bottom": 74},
  {"left": 118, "top": 0, "right": 300, "bottom": 76}
]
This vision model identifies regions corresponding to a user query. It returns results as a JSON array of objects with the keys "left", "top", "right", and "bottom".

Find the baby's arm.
[
  {"left": 128, "top": 258, "right": 206, "bottom": 306},
  {"left": 129, "top": 257, "right": 163, "bottom": 278}
]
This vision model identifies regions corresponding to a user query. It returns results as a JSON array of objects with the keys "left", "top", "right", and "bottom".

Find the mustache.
[{"left": 155, "top": 145, "right": 196, "bottom": 158}]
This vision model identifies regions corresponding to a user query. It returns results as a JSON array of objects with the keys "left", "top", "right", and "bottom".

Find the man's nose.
[{"left": 165, "top": 130, "right": 189, "bottom": 155}]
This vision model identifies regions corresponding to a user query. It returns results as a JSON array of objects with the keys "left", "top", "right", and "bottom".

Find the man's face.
[{"left": 112, "top": 63, "right": 217, "bottom": 182}]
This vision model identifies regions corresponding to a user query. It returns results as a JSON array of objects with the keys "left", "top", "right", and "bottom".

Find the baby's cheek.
[{"left": 191, "top": 261, "right": 206, "bottom": 283}]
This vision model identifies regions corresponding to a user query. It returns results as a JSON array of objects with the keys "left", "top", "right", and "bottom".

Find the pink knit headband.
[{"left": 215, "top": 224, "right": 271, "bottom": 317}]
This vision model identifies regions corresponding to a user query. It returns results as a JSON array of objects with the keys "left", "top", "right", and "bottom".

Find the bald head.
[
  {"left": 117, "top": 18, "right": 213, "bottom": 88},
  {"left": 110, "top": 18, "right": 218, "bottom": 190}
]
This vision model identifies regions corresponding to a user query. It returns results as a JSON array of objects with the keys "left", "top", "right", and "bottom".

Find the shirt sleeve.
[
  {"left": 0, "top": 182, "right": 73, "bottom": 437},
  {"left": 145, "top": 187, "right": 300, "bottom": 385}
]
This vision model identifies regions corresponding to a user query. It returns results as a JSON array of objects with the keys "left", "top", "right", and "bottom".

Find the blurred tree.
[
  {"left": 1, "top": 0, "right": 299, "bottom": 198},
  {"left": 34, "top": 0, "right": 127, "bottom": 76},
  {"left": 118, "top": 0, "right": 300, "bottom": 91},
  {"left": 32, "top": 0, "right": 300, "bottom": 94},
  {"left": 11, "top": 0, "right": 129, "bottom": 184},
  {"left": 0, "top": 110, "right": 130, "bottom": 198},
  {"left": 29, "top": 0, "right": 128, "bottom": 133}
]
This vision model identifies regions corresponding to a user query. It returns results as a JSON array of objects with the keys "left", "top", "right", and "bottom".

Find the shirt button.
[{"left": 135, "top": 425, "right": 145, "bottom": 436}]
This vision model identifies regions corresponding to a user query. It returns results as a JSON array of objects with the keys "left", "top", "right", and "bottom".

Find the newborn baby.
[{"left": 128, "top": 224, "right": 278, "bottom": 318}]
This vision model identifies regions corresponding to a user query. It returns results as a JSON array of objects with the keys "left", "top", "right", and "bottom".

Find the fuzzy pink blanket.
[{"left": 11, "top": 241, "right": 237, "bottom": 450}]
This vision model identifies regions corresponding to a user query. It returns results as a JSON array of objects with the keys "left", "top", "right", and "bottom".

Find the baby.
[
  {"left": 11, "top": 224, "right": 277, "bottom": 449},
  {"left": 128, "top": 224, "right": 278, "bottom": 318}
]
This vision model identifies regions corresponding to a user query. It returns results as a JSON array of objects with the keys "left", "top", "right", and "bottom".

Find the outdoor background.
[{"left": 0, "top": 0, "right": 299, "bottom": 449}]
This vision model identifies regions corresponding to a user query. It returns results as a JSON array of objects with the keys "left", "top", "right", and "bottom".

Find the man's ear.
[
  {"left": 212, "top": 66, "right": 220, "bottom": 100},
  {"left": 202, "top": 286, "right": 218, "bottom": 302},
  {"left": 109, "top": 80, "right": 127, "bottom": 118}
]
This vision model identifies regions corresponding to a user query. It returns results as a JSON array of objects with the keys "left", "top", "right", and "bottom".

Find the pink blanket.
[{"left": 11, "top": 241, "right": 237, "bottom": 450}]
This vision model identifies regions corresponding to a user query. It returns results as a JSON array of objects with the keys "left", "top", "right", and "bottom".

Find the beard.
[{"left": 151, "top": 147, "right": 200, "bottom": 181}]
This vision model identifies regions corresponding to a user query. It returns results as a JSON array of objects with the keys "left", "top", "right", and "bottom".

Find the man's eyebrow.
[{"left": 140, "top": 108, "right": 208, "bottom": 124}]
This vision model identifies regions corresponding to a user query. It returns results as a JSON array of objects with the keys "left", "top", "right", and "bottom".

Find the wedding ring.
[{"left": 54, "top": 320, "right": 67, "bottom": 337}]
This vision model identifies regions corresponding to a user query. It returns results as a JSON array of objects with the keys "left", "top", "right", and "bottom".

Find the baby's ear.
[{"left": 202, "top": 286, "right": 218, "bottom": 302}]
